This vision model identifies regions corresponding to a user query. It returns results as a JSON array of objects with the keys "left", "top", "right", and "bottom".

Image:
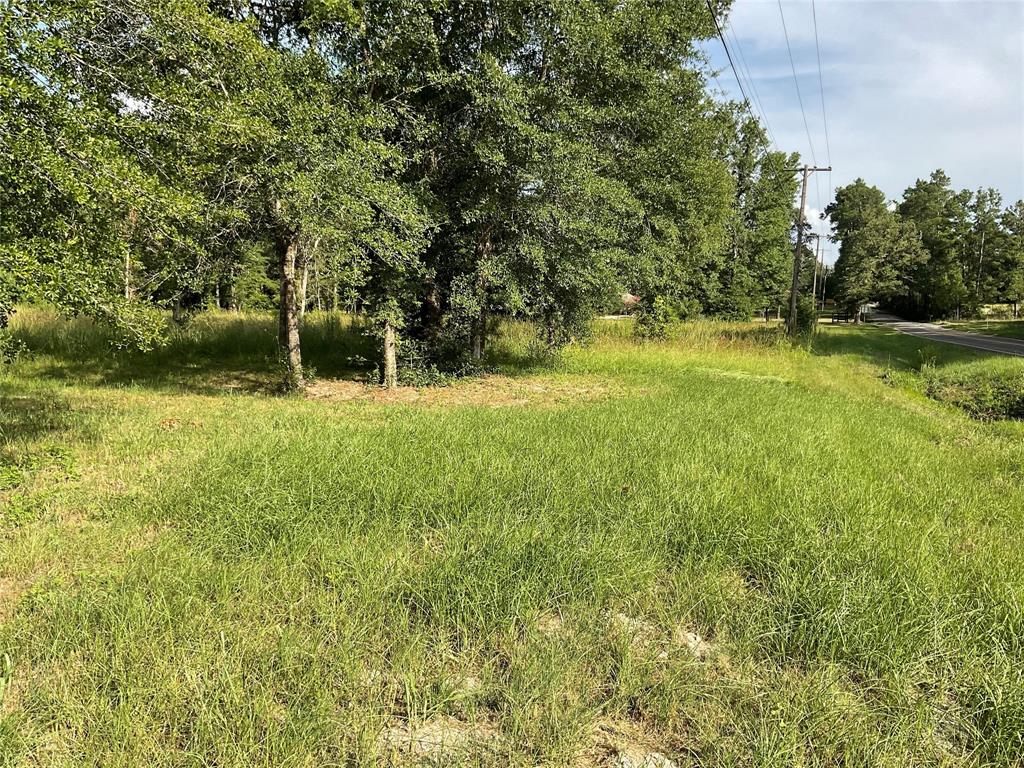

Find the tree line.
[
  {"left": 2, "top": 0, "right": 806, "bottom": 387},
  {"left": 827, "top": 172, "right": 1024, "bottom": 322}
]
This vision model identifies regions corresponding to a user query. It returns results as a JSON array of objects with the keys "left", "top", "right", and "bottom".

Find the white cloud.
[{"left": 707, "top": 0, "right": 1024, "bottom": 212}]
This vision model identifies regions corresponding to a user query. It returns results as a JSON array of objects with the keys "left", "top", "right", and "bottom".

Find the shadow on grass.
[
  {"left": 0, "top": 386, "right": 74, "bottom": 449},
  {"left": 811, "top": 324, "right": 994, "bottom": 371},
  {"left": 11, "top": 309, "right": 553, "bottom": 396},
  {"left": 12, "top": 309, "right": 379, "bottom": 395}
]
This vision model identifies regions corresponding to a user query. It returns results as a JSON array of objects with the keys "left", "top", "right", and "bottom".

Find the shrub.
[
  {"left": 923, "top": 362, "right": 1024, "bottom": 420},
  {"left": 791, "top": 295, "right": 818, "bottom": 339},
  {"left": 0, "top": 330, "right": 27, "bottom": 363},
  {"left": 634, "top": 296, "right": 700, "bottom": 339}
]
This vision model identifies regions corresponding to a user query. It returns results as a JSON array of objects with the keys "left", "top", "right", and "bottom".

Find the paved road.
[{"left": 869, "top": 312, "right": 1024, "bottom": 357}]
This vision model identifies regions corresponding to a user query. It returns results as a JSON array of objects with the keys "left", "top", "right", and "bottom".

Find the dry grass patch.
[
  {"left": 306, "top": 373, "right": 628, "bottom": 408},
  {"left": 0, "top": 576, "right": 32, "bottom": 625}
]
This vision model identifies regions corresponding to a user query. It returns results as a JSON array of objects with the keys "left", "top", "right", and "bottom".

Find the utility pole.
[
  {"left": 811, "top": 235, "right": 821, "bottom": 307},
  {"left": 787, "top": 164, "right": 831, "bottom": 335}
]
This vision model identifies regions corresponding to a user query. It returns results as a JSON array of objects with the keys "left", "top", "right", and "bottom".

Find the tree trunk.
[
  {"left": 124, "top": 250, "right": 132, "bottom": 300},
  {"left": 314, "top": 258, "right": 323, "bottom": 312},
  {"left": 471, "top": 308, "right": 486, "bottom": 361},
  {"left": 975, "top": 229, "right": 986, "bottom": 303},
  {"left": 124, "top": 208, "right": 137, "bottom": 300},
  {"left": 298, "top": 261, "right": 308, "bottom": 319},
  {"left": 277, "top": 233, "right": 304, "bottom": 390},
  {"left": 471, "top": 230, "right": 493, "bottom": 359},
  {"left": 382, "top": 320, "right": 398, "bottom": 389}
]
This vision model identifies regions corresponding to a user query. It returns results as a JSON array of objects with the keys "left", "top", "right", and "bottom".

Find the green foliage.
[
  {"left": 0, "top": 331, "right": 27, "bottom": 364},
  {"left": 923, "top": 360, "right": 1024, "bottom": 420},
  {"left": 892, "top": 171, "right": 1023, "bottom": 320},
  {"left": 2, "top": 0, "right": 796, "bottom": 381},
  {"left": 792, "top": 295, "right": 818, "bottom": 339},
  {"left": 633, "top": 296, "right": 680, "bottom": 339},
  {"left": 826, "top": 179, "right": 927, "bottom": 316},
  {"left": 232, "top": 242, "right": 277, "bottom": 311},
  {"left": 712, "top": 117, "right": 800, "bottom": 317}
]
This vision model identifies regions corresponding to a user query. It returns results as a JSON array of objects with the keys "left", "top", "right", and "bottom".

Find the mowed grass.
[
  {"left": 1, "top": 310, "right": 1023, "bottom": 766},
  {"left": 940, "top": 319, "right": 1024, "bottom": 341}
]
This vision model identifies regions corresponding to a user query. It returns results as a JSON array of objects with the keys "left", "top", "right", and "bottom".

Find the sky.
[{"left": 702, "top": 0, "right": 1024, "bottom": 264}]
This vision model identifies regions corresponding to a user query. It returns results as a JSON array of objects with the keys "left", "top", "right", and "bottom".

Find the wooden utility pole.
[
  {"left": 787, "top": 165, "right": 831, "bottom": 335},
  {"left": 811, "top": 235, "right": 821, "bottom": 305}
]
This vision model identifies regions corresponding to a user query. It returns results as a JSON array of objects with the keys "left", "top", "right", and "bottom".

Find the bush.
[
  {"left": 0, "top": 330, "right": 27, "bottom": 363},
  {"left": 923, "top": 362, "right": 1024, "bottom": 420},
  {"left": 791, "top": 296, "right": 818, "bottom": 338},
  {"left": 633, "top": 296, "right": 701, "bottom": 339}
]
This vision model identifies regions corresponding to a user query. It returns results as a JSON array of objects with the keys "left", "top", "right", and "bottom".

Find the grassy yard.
[
  {"left": 940, "top": 319, "right": 1024, "bottom": 341},
  {"left": 2, "top": 309, "right": 1023, "bottom": 766}
]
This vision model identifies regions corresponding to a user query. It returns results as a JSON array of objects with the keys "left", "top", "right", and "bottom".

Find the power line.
[
  {"left": 776, "top": 0, "right": 825, "bottom": 235},
  {"left": 704, "top": 0, "right": 773, "bottom": 154},
  {"left": 810, "top": 0, "right": 834, "bottom": 217},
  {"left": 724, "top": 23, "right": 781, "bottom": 153},
  {"left": 776, "top": 0, "right": 818, "bottom": 167},
  {"left": 810, "top": 0, "right": 832, "bottom": 168}
]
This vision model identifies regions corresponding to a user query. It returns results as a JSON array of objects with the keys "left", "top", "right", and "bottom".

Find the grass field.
[
  {"left": 940, "top": 319, "right": 1024, "bottom": 341},
  {"left": 2, "top": 309, "right": 1023, "bottom": 766}
]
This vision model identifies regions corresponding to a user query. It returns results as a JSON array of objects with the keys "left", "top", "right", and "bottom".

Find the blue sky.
[{"left": 702, "top": 0, "right": 1024, "bottom": 264}]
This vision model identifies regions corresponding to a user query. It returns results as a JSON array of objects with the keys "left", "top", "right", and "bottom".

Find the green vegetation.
[
  {"left": 4, "top": 2, "right": 1024, "bottom": 764},
  {"left": 2, "top": 311, "right": 1022, "bottom": 765},
  {"left": 919, "top": 360, "right": 1024, "bottom": 421},
  {"left": 2, "top": 0, "right": 801, "bottom": 389},
  {"left": 827, "top": 173, "right": 1024, "bottom": 322},
  {"left": 941, "top": 320, "right": 1024, "bottom": 341}
]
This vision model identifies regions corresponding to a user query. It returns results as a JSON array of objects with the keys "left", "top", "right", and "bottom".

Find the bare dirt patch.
[
  {"left": 593, "top": 721, "right": 680, "bottom": 768},
  {"left": 306, "top": 374, "right": 624, "bottom": 408},
  {"left": 377, "top": 715, "right": 503, "bottom": 763},
  {"left": 534, "top": 611, "right": 567, "bottom": 637},
  {"left": 609, "top": 612, "right": 715, "bottom": 661}
]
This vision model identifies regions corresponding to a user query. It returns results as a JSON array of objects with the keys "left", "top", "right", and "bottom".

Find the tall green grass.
[
  {"left": 7, "top": 306, "right": 375, "bottom": 392},
  {"left": 1, "top": 311, "right": 1022, "bottom": 765}
]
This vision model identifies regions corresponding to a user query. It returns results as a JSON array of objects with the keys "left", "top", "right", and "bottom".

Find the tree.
[
  {"left": 964, "top": 187, "right": 1005, "bottom": 311},
  {"left": 0, "top": 0, "right": 222, "bottom": 345},
  {"left": 6, "top": 0, "right": 820, "bottom": 386},
  {"left": 827, "top": 179, "right": 927, "bottom": 321},
  {"left": 999, "top": 201, "right": 1024, "bottom": 317},
  {"left": 711, "top": 114, "right": 799, "bottom": 318},
  {"left": 897, "top": 170, "right": 969, "bottom": 319}
]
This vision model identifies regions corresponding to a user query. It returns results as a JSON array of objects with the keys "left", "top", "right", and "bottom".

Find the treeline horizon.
[
  {"left": 6, "top": 3, "right": 1019, "bottom": 390},
  {"left": 827, "top": 170, "right": 1024, "bottom": 322},
  {"left": 3, "top": 0, "right": 808, "bottom": 388}
]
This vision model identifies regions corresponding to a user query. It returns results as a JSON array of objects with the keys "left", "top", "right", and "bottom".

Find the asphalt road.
[{"left": 869, "top": 312, "right": 1024, "bottom": 357}]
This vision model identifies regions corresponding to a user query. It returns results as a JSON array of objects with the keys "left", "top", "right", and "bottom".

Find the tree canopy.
[
  {"left": 3, "top": 0, "right": 813, "bottom": 384},
  {"left": 828, "top": 171, "right": 1024, "bottom": 321}
]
